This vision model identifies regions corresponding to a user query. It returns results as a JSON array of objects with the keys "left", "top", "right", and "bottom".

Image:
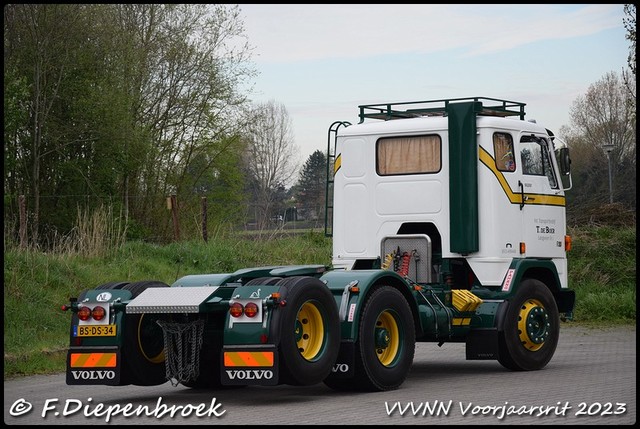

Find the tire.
[
  {"left": 244, "top": 277, "right": 283, "bottom": 286},
  {"left": 326, "top": 286, "right": 415, "bottom": 392},
  {"left": 95, "top": 281, "right": 129, "bottom": 290},
  {"left": 498, "top": 278, "right": 560, "bottom": 371},
  {"left": 121, "top": 280, "right": 170, "bottom": 386},
  {"left": 275, "top": 276, "right": 340, "bottom": 386}
]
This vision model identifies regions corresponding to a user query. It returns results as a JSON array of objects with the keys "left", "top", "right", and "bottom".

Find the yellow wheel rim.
[
  {"left": 138, "top": 314, "right": 165, "bottom": 364},
  {"left": 375, "top": 311, "right": 400, "bottom": 366},
  {"left": 517, "top": 299, "right": 550, "bottom": 352},
  {"left": 296, "top": 301, "right": 325, "bottom": 361}
]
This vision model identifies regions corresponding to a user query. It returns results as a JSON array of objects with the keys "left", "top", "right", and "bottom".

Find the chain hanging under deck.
[{"left": 156, "top": 319, "right": 205, "bottom": 387}]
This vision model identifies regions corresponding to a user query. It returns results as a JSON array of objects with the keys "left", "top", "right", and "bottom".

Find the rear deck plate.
[{"left": 126, "top": 286, "right": 219, "bottom": 314}]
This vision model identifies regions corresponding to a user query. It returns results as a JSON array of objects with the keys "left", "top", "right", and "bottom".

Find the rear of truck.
[{"left": 63, "top": 266, "right": 341, "bottom": 388}]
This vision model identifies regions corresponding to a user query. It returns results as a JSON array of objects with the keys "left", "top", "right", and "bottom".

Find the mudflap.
[
  {"left": 465, "top": 328, "right": 499, "bottom": 360},
  {"left": 220, "top": 345, "right": 279, "bottom": 386},
  {"left": 324, "top": 340, "right": 355, "bottom": 379},
  {"left": 66, "top": 347, "right": 121, "bottom": 385}
]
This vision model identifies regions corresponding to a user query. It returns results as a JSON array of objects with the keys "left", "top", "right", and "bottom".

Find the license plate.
[{"left": 74, "top": 325, "right": 117, "bottom": 337}]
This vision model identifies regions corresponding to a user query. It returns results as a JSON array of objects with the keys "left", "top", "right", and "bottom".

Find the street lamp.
[{"left": 602, "top": 143, "right": 614, "bottom": 204}]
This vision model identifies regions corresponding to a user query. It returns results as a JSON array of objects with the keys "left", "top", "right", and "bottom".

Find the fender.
[
  {"left": 497, "top": 258, "right": 561, "bottom": 298},
  {"left": 171, "top": 273, "right": 234, "bottom": 287},
  {"left": 496, "top": 258, "right": 575, "bottom": 315},
  {"left": 320, "top": 269, "right": 419, "bottom": 341}
]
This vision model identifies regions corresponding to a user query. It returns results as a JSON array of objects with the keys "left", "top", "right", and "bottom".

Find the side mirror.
[
  {"left": 554, "top": 146, "right": 572, "bottom": 191},
  {"left": 558, "top": 147, "right": 571, "bottom": 175}
]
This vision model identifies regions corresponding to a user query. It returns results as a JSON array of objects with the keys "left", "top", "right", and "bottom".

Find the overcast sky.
[{"left": 237, "top": 4, "right": 629, "bottom": 169}]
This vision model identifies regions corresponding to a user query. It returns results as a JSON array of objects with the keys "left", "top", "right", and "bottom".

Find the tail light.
[
  {"left": 92, "top": 306, "right": 106, "bottom": 321},
  {"left": 77, "top": 306, "right": 91, "bottom": 321},
  {"left": 229, "top": 302, "right": 244, "bottom": 318},
  {"left": 244, "top": 302, "right": 259, "bottom": 318},
  {"left": 229, "top": 301, "right": 261, "bottom": 319}
]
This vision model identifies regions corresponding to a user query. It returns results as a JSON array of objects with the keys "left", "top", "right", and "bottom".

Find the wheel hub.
[
  {"left": 374, "top": 311, "right": 401, "bottom": 366},
  {"left": 517, "top": 299, "right": 550, "bottom": 351},
  {"left": 296, "top": 301, "right": 325, "bottom": 361},
  {"left": 375, "top": 327, "right": 390, "bottom": 349}
]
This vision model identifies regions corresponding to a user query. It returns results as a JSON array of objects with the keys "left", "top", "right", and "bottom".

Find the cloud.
[{"left": 239, "top": 4, "right": 623, "bottom": 62}]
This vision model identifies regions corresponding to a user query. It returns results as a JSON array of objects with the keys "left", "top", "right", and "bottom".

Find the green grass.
[
  {"left": 3, "top": 226, "right": 635, "bottom": 379},
  {"left": 567, "top": 225, "right": 636, "bottom": 323}
]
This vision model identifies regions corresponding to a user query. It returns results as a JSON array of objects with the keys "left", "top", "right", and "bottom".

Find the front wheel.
[{"left": 498, "top": 279, "right": 560, "bottom": 371}]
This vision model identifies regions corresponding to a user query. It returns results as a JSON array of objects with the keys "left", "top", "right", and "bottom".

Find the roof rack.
[{"left": 357, "top": 96, "right": 526, "bottom": 123}]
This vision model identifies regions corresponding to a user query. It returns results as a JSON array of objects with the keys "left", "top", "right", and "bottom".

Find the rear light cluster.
[
  {"left": 229, "top": 301, "right": 259, "bottom": 318},
  {"left": 77, "top": 305, "right": 107, "bottom": 321}
]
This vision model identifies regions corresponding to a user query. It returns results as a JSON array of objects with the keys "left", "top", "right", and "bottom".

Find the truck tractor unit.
[{"left": 63, "top": 96, "right": 575, "bottom": 392}]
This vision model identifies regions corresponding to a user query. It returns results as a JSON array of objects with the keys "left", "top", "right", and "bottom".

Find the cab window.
[
  {"left": 520, "top": 136, "right": 558, "bottom": 189},
  {"left": 377, "top": 135, "right": 441, "bottom": 175},
  {"left": 493, "top": 132, "right": 516, "bottom": 172}
]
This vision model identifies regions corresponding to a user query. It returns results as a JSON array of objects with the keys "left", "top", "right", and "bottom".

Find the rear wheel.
[
  {"left": 325, "top": 285, "right": 415, "bottom": 392},
  {"left": 275, "top": 276, "right": 340, "bottom": 386},
  {"left": 498, "top": 279, "right": 559, "bottom": 371},
  {"left": 121, "top": 280, "right": 170, "bottom": 386}
]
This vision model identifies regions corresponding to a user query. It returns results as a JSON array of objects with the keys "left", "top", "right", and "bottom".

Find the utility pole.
[{"left": 602, "top": 143, "right": 614, "bottom": 204}]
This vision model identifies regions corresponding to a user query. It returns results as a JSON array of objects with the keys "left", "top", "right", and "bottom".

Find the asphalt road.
[{"left": 4, "top": 324, "right": 635, "bottom": 426}]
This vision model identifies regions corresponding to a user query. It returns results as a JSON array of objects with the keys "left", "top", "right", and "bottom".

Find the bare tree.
[
  {"left": 564, "top": 71, "right": 636, "bottom": 215},
  {"left": 243, "top": 100, "right": 300, "bottom": 229},
  {"left": 570, "top": 71, "right": 635, "bottom": 163},
  {"left": 622, "top": 5, "right": 636, "bottom": 88}
]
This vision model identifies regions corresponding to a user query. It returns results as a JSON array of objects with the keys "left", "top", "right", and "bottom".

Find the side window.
[
  {"left": 493, "top": 132, "right": 515, "bottom": 172},
  {"left": 377, "top": 135, "right": 441, "bottom": 175},
  {"left": 520, "top": 136, "right": 558, "bottom": 189}
]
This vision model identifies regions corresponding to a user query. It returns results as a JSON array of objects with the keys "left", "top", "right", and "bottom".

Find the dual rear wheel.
[{"left": 275, "top": 276, "right": 341, "bottom": 386}]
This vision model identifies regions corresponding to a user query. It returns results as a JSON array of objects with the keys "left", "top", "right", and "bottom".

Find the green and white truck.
[{"left": 63, "top": 96, "right": 575, "bottom": 391}]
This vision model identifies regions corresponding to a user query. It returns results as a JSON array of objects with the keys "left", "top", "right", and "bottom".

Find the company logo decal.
[
  {"left": 71, "top": 370, "right": 116, "bottom": 380},
  {"left": 96, "top": 292, "right": 112, "bottom": 302},
  {"left": 225, "top": 370, "right": 274, "bottom": 380}
]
